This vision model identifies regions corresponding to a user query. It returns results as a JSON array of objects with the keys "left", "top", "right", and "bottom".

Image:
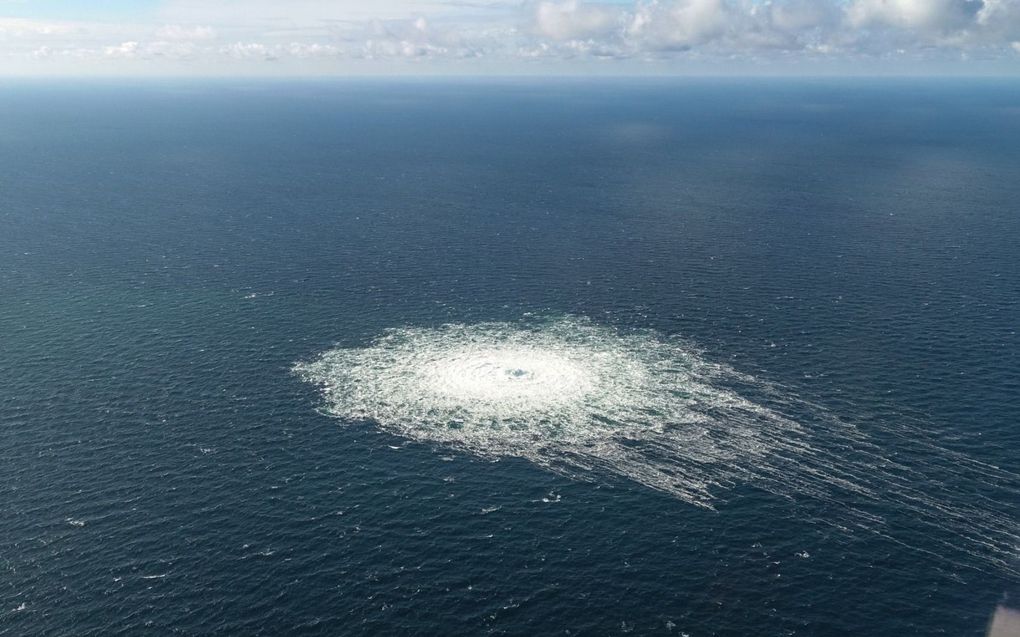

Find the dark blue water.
[{"left": 1, "top": 79, "right": 1018, "bottom": 636}]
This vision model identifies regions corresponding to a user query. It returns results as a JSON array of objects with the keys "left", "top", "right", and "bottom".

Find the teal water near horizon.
[{"left": 1, "top": 79, "right": 1018, "bottom": 635}]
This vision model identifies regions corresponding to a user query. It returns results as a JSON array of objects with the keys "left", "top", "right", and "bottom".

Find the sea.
[{"left": 1, "top": 78, "right": 1018, "bottom": 636}]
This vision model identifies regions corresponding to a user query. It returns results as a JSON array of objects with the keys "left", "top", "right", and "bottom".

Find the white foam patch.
[{"left": 296, "top": 316, "right": 1019, "bottom": 574}]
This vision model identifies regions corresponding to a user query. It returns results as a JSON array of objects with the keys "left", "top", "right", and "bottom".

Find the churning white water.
[
  {"left": 296, "top": 317, "right": 788, "bottom": 506},
  {"left": 296, "top": 316, "right": 1019, "bottom": 574}
]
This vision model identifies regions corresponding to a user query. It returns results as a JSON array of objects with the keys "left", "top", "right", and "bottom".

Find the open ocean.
[{"left": 1, "top": 79, "right": 1018, "bottom": 636}]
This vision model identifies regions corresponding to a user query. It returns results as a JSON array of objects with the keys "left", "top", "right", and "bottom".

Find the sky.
[{"left": 1, "top": 0, "right": 1019, "bottom": 75}]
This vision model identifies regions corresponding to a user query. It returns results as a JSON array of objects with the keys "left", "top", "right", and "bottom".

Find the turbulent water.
[
  {"left": 298, "top": 316, "right": 1019, "bottom": 575},
  {"left": 297, "top": 316, "right": 774, "bottom": 507}
]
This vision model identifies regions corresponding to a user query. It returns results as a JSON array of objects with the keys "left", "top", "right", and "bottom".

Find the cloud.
[
  {"left": 627, "top": 0, "right": 732, "bottom": 50},
  {"left": 525, "top": 0, "right": 1020, "bottom": 58},
  {"left": 4, "top": 0, "right": 1020, "bottom": 74},
  {"left": 0, "top": 17, "right": 79, "bottom": 37},
  {"left": 158, "top": 0, "right": 508, "bottom": 25},
  {"left": 220, "top": 41, "right": 275, "bottom": 60},
  {"left": 103, "top": 41, "right": 140, "bottom": 58},
  {"left": 155, "top": 24, "right": 216, "bottom": 41},
  {"left": 534, "top": 1, "right": 623, "bottom": 40},
  {"left": 846, "top": 0, "right": 980, "bottom": 32},
  {"left": 842, "top": 0, "right": 1020, "bottom": 50},
  {"left": 768, "top": 0, "right": 841, "bottom": 33},
  {"left": 977, "top": 0, "right": 1020, "bottom": 40}
]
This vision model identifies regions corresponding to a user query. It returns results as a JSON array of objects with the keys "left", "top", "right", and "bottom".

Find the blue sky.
[
  {"left": 2, "top": 0, "right": 1019, "bottom": 75},
  {"left": 0, "top": 0, "right": 161, "bottom": 21}
]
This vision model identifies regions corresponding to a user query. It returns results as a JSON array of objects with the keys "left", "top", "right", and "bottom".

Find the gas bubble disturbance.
[{"left": 295, "top": 316, "right": 1019, "bottom": 575}]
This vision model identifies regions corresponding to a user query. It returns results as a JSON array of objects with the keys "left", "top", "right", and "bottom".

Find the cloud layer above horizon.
[{"left": 3, "top": 0, "right": 1020, "bottom": 75}]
